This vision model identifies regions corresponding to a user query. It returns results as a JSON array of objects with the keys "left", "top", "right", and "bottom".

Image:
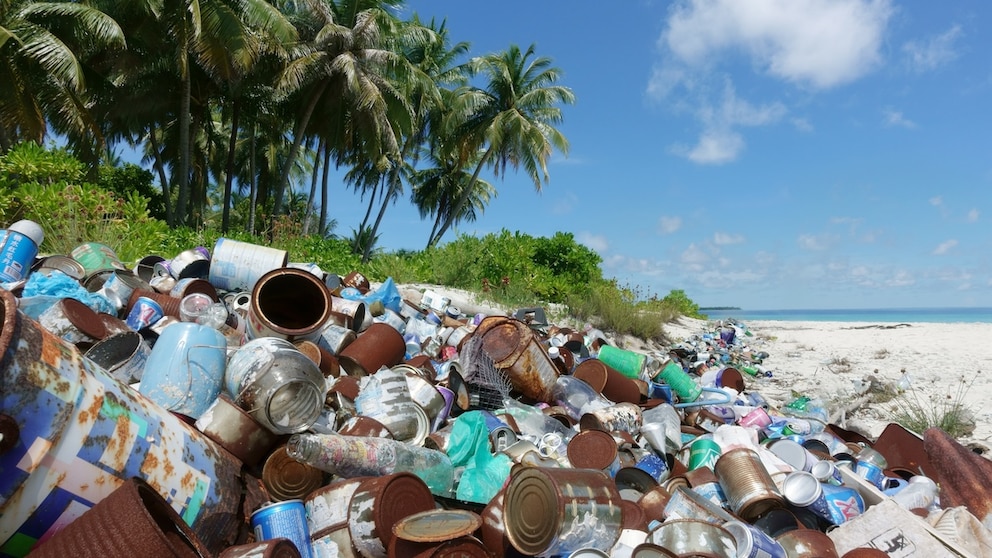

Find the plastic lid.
[{"left": 9, "top": 220, "right": 43, "bottom": 246}]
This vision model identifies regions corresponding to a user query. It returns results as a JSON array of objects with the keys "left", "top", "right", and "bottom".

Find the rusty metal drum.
[
  {"left": 475, "top": 316, "right": 560, "bottom": 402},
  {"left": 503, "top": 466, "right": 624, "bottom": 556},
  {"left": 0, "top": 288, "right": 244, "bottom": 555}
]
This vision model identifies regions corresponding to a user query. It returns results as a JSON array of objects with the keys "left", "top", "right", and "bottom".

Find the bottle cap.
[{"left": 9, "top": 220, "right": 44, "bottom": 246}]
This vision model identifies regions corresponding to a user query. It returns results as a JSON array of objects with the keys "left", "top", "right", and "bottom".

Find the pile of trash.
[{"left": 1, "top": 226, "right": 992, "bottom": 557}]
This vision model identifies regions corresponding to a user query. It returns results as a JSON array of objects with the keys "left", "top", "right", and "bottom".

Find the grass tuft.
[{"left": 888, "top": 374, "right": 978, "bottom": 438}]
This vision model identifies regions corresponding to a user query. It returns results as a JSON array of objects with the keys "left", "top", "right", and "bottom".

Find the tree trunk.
[
  {"left": 248, "top": 122, "right": 257, "bottom": 234},
  {"left": 222, "top": 98, "right": 241, "bottom": 233},
  {"left": 318, "top": 142, "right": 331, "bottom": 237},
  {"left": 148, "top": 128, "right": 174, "bottom": 226},
  {"left": 176, "top": 69, "right": 192, "bottom": 226},
  {"left": 274, "top": 81, "right": 327, "bottom": 220},
  {"left": 303, "top": 137, "right": 323, "bottom": 235}
]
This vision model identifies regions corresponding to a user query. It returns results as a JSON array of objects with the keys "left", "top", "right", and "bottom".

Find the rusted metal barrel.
[
  {"left": 247, "top": 267, "right": 334, "bottom": 342},
  {"left": 475, "top": 316, "right": 560, "bottom": 402},
  {"left": 503, "top": 466, "right": 624, "bottom": 556},
  {"left": 0, "top": 287, "right": 244, "bottom": 556}
]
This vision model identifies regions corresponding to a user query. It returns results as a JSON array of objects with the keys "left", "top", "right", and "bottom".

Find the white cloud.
[
  {"left": 967, "top": 208, "right": 979, "bottom": 222},
  {"left": 792, "top": 118, "right": 814, "bottom": 132},
  {"left": 713, "top": 232, "right": 745, "bottom": 245},
  {"left": 577, "top": 232, "right": 609, "bottom": 253},
  {"left": 797, "top": 233, "right": 832, "bottom": 251},
  {"left": 658, "top": 215, "right": 683, "bottom": 234},
  {"left": 660, "top": 0, "right": 893, "bottom": 90},
  {"left": 680, "top": 243, "right": 710, "bottom": 272},
  {"left": 676, "top": 83, "right": 787, "bottom": 164},
  {"left": 679, "top": 130, "right": 745, "bottom": 164},
  {"left": 883, "top": 108, "right": 916, "bottom": 129},
  {"left": 903, "top": 25, "right": 962, "bottom": 73},
  {"left": 885, "top": 270, "right": 915, "bottom": 287},
  {"left": 932, "top": 239, "right": 958, "bottom": 255},
  {"left": 929, "top": 196, "right": 942, "bottom": 207}
]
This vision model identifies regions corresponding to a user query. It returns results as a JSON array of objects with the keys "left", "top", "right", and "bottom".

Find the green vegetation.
[
  {"left": 0, "top": 145, "right": 702, "bottom": 340},
  {"left": 889, "top": 375, "right": 977, "bottom": 439}
]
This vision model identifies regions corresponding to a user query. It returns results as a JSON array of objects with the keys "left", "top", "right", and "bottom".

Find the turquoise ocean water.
[{"left": 700, "top": 307, "right": 992, "bottom": 323}]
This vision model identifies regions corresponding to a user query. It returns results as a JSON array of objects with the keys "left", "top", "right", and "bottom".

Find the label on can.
[
  {"left": 0, "top": 230, "right": 38, "bottom": 282},
  {"left": 251, "top": 500, "right": 314, "bottom": 558}
]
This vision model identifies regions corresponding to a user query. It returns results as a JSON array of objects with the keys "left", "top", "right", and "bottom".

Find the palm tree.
[
  {"left": 412, "top": 149, "right": 494, "bottom": 244},
  {"left": 428, "top": 43, "right": 574, "bottom": 247},
  {"left": 273, "top": 0, "right": 411, "bottom": 224},
  {"left": 0, "top": 0, "right": 124, "bottom": 153}
]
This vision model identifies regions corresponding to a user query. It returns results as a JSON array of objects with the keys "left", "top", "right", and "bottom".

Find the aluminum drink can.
[{"left": 251, "top": 500, "right": 314, "bottom": 558}]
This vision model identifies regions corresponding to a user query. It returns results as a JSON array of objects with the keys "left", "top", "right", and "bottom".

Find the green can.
[
  {"left": 596, "top": 344, "right": 647, "bottom": 380},
  {"left": 71, "top": 242, "right": 127, "bottom": 278},
  {"left": 656, "top": 360, "right": 702, "bottom": 402},
  {"left": 688, "top": 437, "right": 722, "bottom": 470}
]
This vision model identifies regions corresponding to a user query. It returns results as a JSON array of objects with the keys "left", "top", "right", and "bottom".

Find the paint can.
[
  {"left": 195, "top": 394, "right": 279, "bottom": 467},
  {"left": 27, "top": 477, "right": 211, "bottom": 558},
  {"left": 566, "top": 429, "right": 621, "bottom": 477},
  {"left": 573, "top": 358, "right": 642, "bottom": 405},
  {"left": 0, "top": 220, "right": 43, "bottom": 283},
  {"left": 218, "top": 539, "right": 302, "bottom": 558},
  {"left": 70, "top": 242, "right": 128, "bottom": 279},
  {"left": 713, "top": 447, "right": 785, "bottom": 521},
  {"left": 138, "top": 322, "right": 227, "bottom": 420},
  {"left": 337, "top": 322, "right": 406, "bottom": 377},
  {"left": 0, "top": 287, "right": 244, "bottom": 555},
  {"left": 332, "top": 296, "right": 370, "bottom": 332},
  {"left": 251, "top": 500, "right": 314, "bottom": 558},
  {"left": 348, "top": 473, "right": 436, "bottom": 558},
  {"left": 226, "top": 337, "right": 326, "bottom": 435},
  {"left": 209, "top": 237, "right": 289, "bottom": 292},
  {"left": 475, "top": 316, "right": 560, "bottom": 402},
  {"left": 503, "top": 467, "right": 623, "bottom": 556},
  {"left": 84, "top": 330, "right": 151, "bottom": 385}
]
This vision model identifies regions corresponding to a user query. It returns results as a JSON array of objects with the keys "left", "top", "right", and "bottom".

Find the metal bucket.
[
  {"left": 475, "top": 316, "right": 560, "bottom": 402},
  {"left": 503, "top": 467, "right": 624, "bottom": 556},
  {"left": 0, "top": 287, "right": 244, "bottom": 556},
  {"left": 226, "top": 337, "right": 326, "bottom": 435},
  {"left": 26, "top": 477, "right": 211, "bottom": 558},
  {"left": 208, "top": 237, "right": 288, "bottom": 292},
  {"left": 347, "top": 473, "right": 436, "bottom": 558},
  {"left": 84, "top": 330, "right": 151, "bottom": 384},
  {"left": 338, "top": 323, "right": 405, "bottom": 377},
  {"left": 138, "top": 322, "right": 228, "bottom": 420}
]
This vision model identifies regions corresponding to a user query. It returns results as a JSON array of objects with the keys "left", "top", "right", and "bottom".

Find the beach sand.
[{"left": 664, "top": 317, "right": 992, "bottom": 449}]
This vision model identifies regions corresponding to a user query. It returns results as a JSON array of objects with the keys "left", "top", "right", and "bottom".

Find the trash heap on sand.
[{"left": 2, "top": 233, "right": 992, "bottom": 557}]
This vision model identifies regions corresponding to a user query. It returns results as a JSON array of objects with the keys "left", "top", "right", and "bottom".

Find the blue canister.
[
  {"left": 855, "top": 460, "right": 885, "bottom": 489},
  {"left": 723, "top": 520, "right": 787, "bottom": 558},
  {"left": 0, "top": 220, "right": 43, "bottom": 283},
  {"left": 138, "top": 322, "right": 227, "bottom": 419},
  {"left": 126, "top": 296, "right": 164, "bottom": 330},
  {"left": 250, "top": 500, "right": 314, "bottom": 558}
]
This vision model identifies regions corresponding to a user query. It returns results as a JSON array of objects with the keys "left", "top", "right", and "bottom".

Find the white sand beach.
[{"left": 665, "top": 317, "right": 992, "bottom": 449}]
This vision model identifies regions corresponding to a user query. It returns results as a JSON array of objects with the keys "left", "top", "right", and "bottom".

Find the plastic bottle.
[
  {"left": 286, "top": 432, "right": 454, "bottom": 496},
  {"left": 891, "top": 475, "right": 939, "bottom": 512},
  {"left": 549, "top": 374, "right": 613, "bottom": 421}
]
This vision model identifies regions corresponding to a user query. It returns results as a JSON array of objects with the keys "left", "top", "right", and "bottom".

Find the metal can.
[
  {"left": 723, "top": 520, "right": 787, "bottom": 558},
  {"left": 251, "top": 500, "right": 314, "bottom": 558}
]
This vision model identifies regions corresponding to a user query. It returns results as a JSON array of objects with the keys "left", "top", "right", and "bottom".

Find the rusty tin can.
[
  {"left": 713, "top": 447, "right": 785, "bottom": 521},
  {"left": 503, "top": 467, "right": 624, "bottom": 556},
  {"left": 475, "top": 316, "right": 560, "bottom": 402},
  {"left": 209, "top": 237, "right": 289, "bottom": 292},
  {"left": 247, "top": 267, "right": 333, "bottom": 343},
  {"left": 337, "top": 322, "right": 405, "bottom": 377},
  {"left": 348, "top": 473, "right": 436, "bottom": 558},
  {"left": 261, "top": 445, "right": 326, "bottom": 502}
]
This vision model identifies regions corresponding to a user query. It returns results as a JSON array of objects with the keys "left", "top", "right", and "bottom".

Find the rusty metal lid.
[
  {"left": 60, "top": 297, "right": 108, "bottom": 340},
  {"left": 567, "top": 429, "right": 618, "bottom": 470},
  {"left": 621, "top": 499, "right": 648, "bottom": 531},
  {"left": 261, "top": 444, "right": 325, "bottom": 501},
  {"left": 572, "top": 359, "right": 608, "bottom": 392},
  {"left": 429, "top": 536, "right": 491, "bottom": 557},
  {"left": 359, "top": 473, "right": 436, "bottom": 551},
  {"left": 479, "top": 320, "right": 524, "bottom": 364},
  {"left": 392, "top": 509, "right": 483, "bottom": 543},
  {"left": 98, "top": 313, "right": 130, "bottom": 336}
]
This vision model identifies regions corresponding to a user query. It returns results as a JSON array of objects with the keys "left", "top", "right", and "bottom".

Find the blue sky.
[{"left": 320, "top": 1, "right": 992, "bottom": 310}]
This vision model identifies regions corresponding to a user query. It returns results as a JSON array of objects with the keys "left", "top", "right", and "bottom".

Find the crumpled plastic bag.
[
  {"left": 19, "top": 270, "right": 115, "bottom": 317},
  {"left": 339, "top": 276, "right": 403, "bottom": 314},
  {"left": 446, "top": 410, "right": 512, "bottom": 504}
]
